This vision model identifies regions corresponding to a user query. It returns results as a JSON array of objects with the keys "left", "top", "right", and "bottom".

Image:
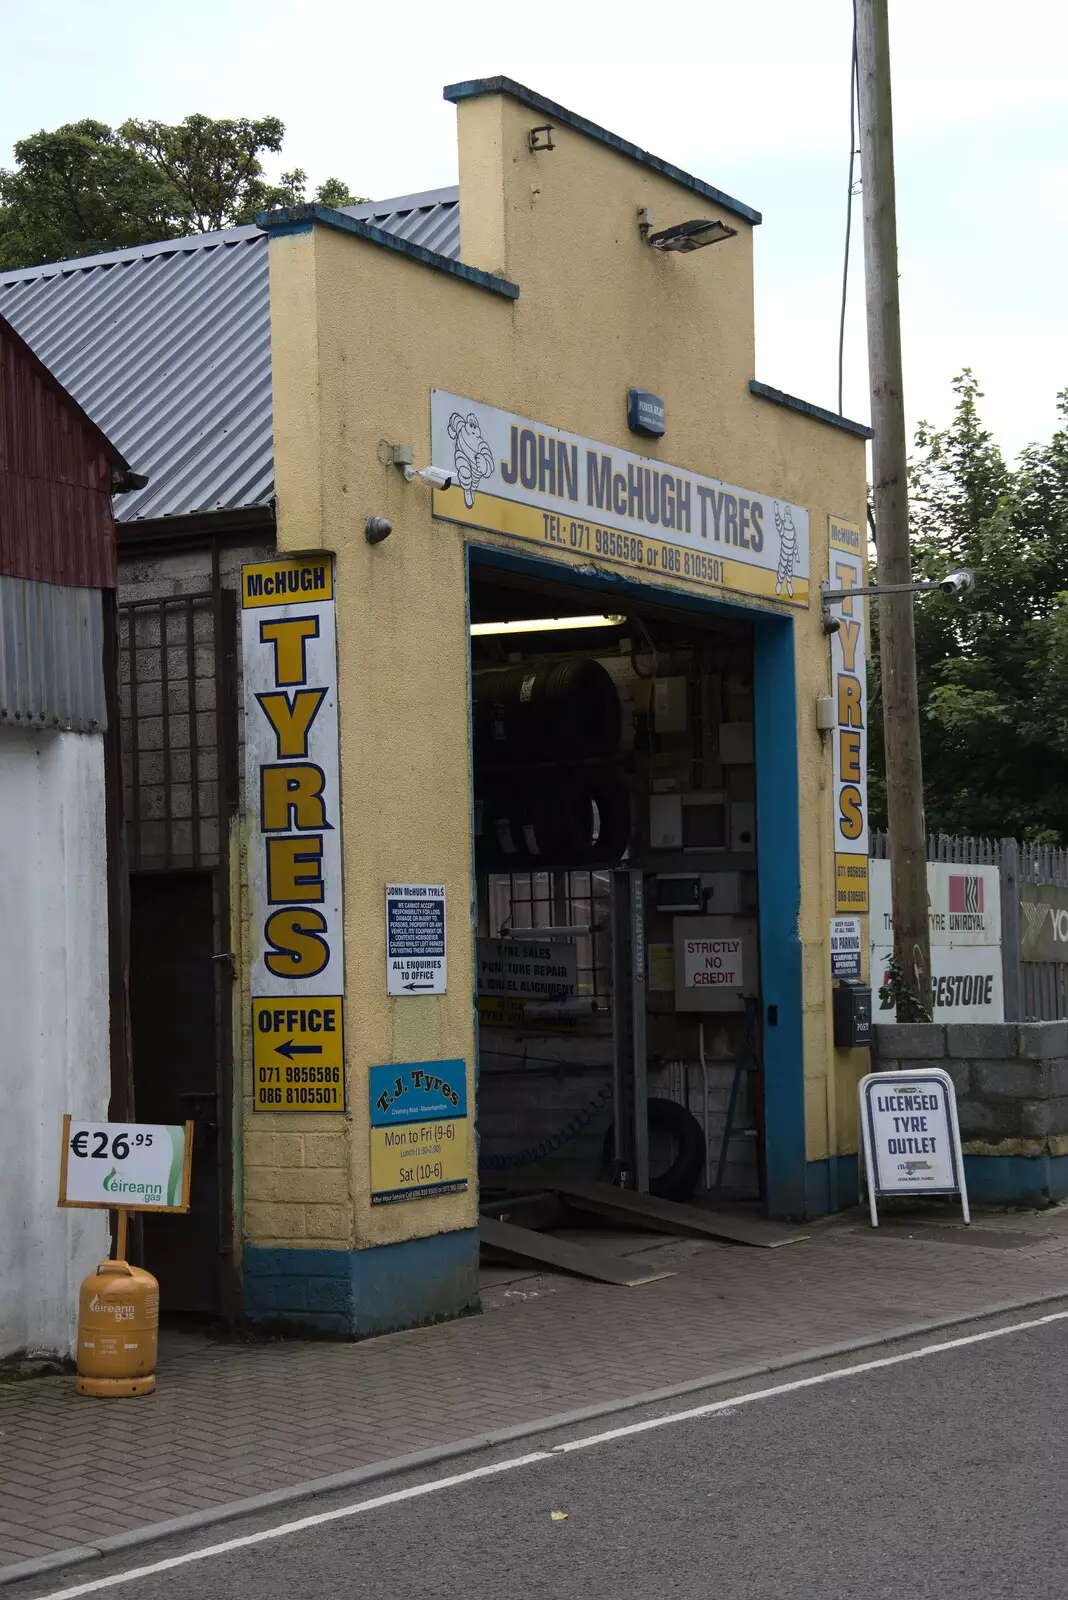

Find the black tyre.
[{"left": 601, "top": 1097, "right": 705, "bottom": 1202}]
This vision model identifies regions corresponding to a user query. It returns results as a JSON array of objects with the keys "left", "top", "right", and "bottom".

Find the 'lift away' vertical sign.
[{"left": 242, "top": 557, "right": 346, "bottom": 1113}]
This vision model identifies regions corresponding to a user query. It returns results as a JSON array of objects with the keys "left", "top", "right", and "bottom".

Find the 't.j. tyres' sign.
[
  {"left": 827, "top": 516, "right": 869, "bottom": 915},
  {"left": 429, "top": 390, "right": 810, "bottom": 608},
  {"left": 242, "top": 558, "right": 346, "bottom": 1112}
]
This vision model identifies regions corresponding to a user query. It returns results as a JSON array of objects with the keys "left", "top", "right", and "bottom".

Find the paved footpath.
[{"left": 4, "top": 1205, "right": 1068, "bottom": 1581}]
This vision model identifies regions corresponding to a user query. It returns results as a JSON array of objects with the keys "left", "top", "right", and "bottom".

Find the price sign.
[{"left": 58, "top": 1116, "right": 193, "bottom": 1213}]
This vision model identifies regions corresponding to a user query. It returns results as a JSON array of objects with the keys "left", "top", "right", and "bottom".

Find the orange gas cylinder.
[{"left": 76, "top": 1259, "right": 159, "bottom": 1397}]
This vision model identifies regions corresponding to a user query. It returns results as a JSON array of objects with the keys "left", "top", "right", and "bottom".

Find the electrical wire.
[{"left": 837, "top": 3, "right": 861, "bottom": 418}]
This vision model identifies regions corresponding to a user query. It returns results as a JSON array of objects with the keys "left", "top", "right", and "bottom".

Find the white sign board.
[
  {"left": 477, "top": 938, "right": 577, "bottom": 1000},
  {"left": 858, "top": 1070, "right": 969, "bottom": 1227},
  {"left": 59, "top": 1118, "right": 192, "bottom": 1212},
  {"left": 830, "top": 916, "right": 863, "bottom": 979},
  {"left": 242, "top": 558, "right": 346, "bottom": 1113},
  {"left": 429, "top": 390, "right": 811, "bottom": 609},
  {"left": 870, "top": 859, "right": 1004, "bottom": 1022},
  {"left": 682, "top": 936, "right": 744, "bottom": 990},
  {"left": 386, "top": 884, "right": 447, "bottom": 995}
]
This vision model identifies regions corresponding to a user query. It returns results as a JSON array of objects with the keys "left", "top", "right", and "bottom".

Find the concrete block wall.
[{"left": 873, "top": 1022, "right": 1068, "bottom": 1205}]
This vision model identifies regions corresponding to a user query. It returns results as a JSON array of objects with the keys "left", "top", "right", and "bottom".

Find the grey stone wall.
[{"left": 873, "top": 1022, "right": 1068, "bottom": 1146}]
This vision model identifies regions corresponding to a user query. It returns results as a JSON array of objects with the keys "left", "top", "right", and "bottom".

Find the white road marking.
[{"left": 33, "top": 1307, "right": 1068, "bottom": 1599}]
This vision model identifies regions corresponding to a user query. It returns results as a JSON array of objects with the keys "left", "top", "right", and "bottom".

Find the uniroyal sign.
[
  {"left": 242, "top": 558, "right": 346, "bottom": 1113},
  {"left": 827, "top": 516, "right": 869, "bottom": 914}
]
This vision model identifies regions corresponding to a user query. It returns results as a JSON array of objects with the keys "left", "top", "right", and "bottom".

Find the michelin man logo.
[
  {"left": 774, "top": 500, "right": 798, "bottom": 598},
  {"left": 448, "top": 412, "right": 495, "bottom": 508}
]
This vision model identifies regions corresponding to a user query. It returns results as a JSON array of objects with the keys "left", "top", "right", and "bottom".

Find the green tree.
[
  {"left": 0, "top": 115, "right": 363, "bottom": 269},
  {"left": 869, "top": 373, "right": 1068, "bottom": 843}
]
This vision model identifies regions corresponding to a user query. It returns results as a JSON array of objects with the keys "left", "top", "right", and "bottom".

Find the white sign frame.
[
  {"left": 858, "top": 1069, "right": 969, "bottom": 1228},
  {"left": 386, "top": 883, "right": 447, "bottom": 996},
  {"left": 58, "top": 1116, "right": 193, "bottom": 1213},
  {"left": 430, "top": 390, "right": 811, "bottom": 607}
]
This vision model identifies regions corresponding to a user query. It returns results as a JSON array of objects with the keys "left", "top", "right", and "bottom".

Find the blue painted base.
[
  {"left": 962, "top": 1153, "right": 1068, "bottom": 1208},
  {"left": 243, "top": 1229, "right": 480, "bottom": 1338},
  {"left": 804, "top": 1152, "right": 1068, "bottom": 1217}
]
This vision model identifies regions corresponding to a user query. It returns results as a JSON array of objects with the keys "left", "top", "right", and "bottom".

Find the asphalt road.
[{"left": 17, "top": 1310, "right": 1068, "bottom": 1600}]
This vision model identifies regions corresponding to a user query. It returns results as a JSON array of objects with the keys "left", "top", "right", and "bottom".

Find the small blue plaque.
[{"left": 627, "top": 389, "right": 666, "bottom": 437}]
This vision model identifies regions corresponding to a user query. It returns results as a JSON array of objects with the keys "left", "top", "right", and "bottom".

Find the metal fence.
[{"left": 870, "top": 831, "right": 1068, "bottom": 1022}]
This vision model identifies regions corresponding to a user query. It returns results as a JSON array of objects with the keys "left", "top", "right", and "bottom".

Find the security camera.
[
  {"left": 938, "top": 568, "right": 976, "bottom": 597},
  {"left": 402, "top": 464, "right": 453, "bottom": 490}
]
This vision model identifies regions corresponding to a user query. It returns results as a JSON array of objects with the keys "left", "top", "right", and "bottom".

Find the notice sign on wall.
[
  {"left": 59, "top": 1117, "right": 193, "bottom": 1212},
  {"left": 477, "top": 938, "right": 577, "bottom": 1000},
  {"left": 242, "top": 557, "right": 345, "bottom": 1112},
  {"left": 386, "top": 884, "right": 447, "bottom": 995},
  {"left": 858, "top": 1069, "right": 969, "bottom": 1226},
  {"left": 828, "top": 516, "right": 869, "bottom": 914},
  {"left": 430, "top": 390, "right": 810, "bottom": 608},
  {"left": 830, "top": 916, "right": 863, "bottom": 979},
  {"left": 870, "top": 860, "right": 1004, "bottom": 1022},
  {"left": 369, "top": 1060, "right": 469, "bottom": 1205},
  {"left": 682, "top": 937, "right": 744, "bottom": 989}
]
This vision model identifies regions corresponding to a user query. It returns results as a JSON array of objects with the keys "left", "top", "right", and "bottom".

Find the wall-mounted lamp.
[
  {"left": 365, "top": 516, "right": 392, "bottom": 545},
  {"left": 647, "top": 218, "right": 737, "bottom": 253},
  {"left": 529, "top": 124, "right": 555, "bottom": 152}
]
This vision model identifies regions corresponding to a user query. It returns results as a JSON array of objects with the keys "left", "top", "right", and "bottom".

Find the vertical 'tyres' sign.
[
  {"left": 242, "top": 558, "right": 345, "bottom": 1112},
  {"left": 828, "top": 516, "right": 869, "bottom": 915}
]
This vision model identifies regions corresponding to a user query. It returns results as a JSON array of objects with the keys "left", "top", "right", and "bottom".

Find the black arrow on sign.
[
  {"left": 403, "top": 982, "right": 436, "bottom": 992},
  {"left": 275, "top": 1040, "right": 324, "bottom": 1059}
]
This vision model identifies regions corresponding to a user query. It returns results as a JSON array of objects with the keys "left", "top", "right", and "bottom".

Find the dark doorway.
[{"left": 129, "top": 872, "right": 221, "bottom": 1315}]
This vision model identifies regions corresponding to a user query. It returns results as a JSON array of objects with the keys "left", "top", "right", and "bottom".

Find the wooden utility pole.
[{"left": 855, "top": 0, "right": 931, "bottom": 1019}]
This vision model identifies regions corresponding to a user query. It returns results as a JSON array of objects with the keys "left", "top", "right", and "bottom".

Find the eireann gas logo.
[
  {"left": 88, "top": 1294, "right": 134, "bottom": 1321},
  {"left": 102, "top": 1167, "right": 163, "bottom": 1202}
]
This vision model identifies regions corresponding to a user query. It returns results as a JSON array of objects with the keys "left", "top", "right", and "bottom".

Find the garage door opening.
[{"left": 469, "top": 555, "right": 767, "bottom": 1230}]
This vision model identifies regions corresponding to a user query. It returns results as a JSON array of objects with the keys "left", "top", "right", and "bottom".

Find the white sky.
[{"left": 4, "top": 0, "right": 1066, "bottom": 460}]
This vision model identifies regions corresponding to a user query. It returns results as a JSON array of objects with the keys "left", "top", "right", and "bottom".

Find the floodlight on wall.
[
  {"left": 470, "top": 614, "right": 626, "bottom": 637},
  {"left": 647, "top": 218, "right": 737, "bottom": 253}
]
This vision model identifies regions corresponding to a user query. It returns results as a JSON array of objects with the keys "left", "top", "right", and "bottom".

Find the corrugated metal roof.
[
  {"left": 0, "top": 188, "right": 459, "bottom": 524},
  {"left": 0, "top": 575, "right": 106, "bottom": 732}
]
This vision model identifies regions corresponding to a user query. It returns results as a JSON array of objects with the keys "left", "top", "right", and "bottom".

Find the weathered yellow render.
[{"left": 249, "top": 83, "right": 869, "bottom": 1253}]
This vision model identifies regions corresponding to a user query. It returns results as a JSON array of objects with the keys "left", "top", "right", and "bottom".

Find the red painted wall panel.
[{"left": 0, "top": 320, "right": 118, "bottom": 588}]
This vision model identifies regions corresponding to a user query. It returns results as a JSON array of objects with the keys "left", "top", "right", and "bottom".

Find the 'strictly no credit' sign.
[
  {"left": 369, "top": 1060, "right": 469, "bottom": 1205},
  {"left": 828, "top": 516, "right": 869, "bottom": 916},
  {"left": 429, "top": 390, "right": 810, "bottom": 608},
  {"left": 58, "top": 1118, "right": 193, "bottom": 1212},
  {"left": 386, "top": 884, "right": 447, "bottom": 995},
  {"left": 858, "top": 1070, "right": 969, "bottom": 1227},
  {"left": 243, "top": 558, "right": 346, "bottom": 1112}
]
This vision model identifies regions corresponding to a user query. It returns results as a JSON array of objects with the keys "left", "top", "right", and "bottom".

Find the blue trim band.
[
  {"left": 806, "top": 1152, "right": 1068, "bottom": 1217},
  {"left": 752, "top": 613, "right": 806, "bottom": 1218},
  {"left": 244, "top": 1231, "right": 480, "bottom": 1337},
  {"left": 257, "top": 204, "right": 520, "bottom": 300},
  {"left": 443, "top": 77, "right": 761, "bottom": 227},
  {"left": 749, "top": 381, "right": 873, "bottom": 440}
]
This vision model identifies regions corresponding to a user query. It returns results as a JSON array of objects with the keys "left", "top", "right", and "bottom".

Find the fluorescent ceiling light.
[{"left": 470, "top": 614, "right": 626, "bottom": 636}]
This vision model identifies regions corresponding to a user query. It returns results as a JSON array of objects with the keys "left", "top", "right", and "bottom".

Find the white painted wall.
[{"left": 0, "top": 728, "right": 110, "bottom": 1359}]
